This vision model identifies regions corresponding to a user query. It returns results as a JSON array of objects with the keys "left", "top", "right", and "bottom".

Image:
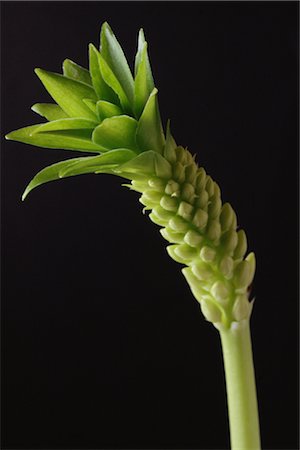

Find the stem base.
[{"left": 219, "top": 320, "right": 261, "bottom": 450}]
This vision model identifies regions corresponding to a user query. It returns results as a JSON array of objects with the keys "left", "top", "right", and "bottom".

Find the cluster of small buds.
[
  {"left": 5, "top": 19, "right": 255, "bottom": 331},
  {"left": 130, "top": 144, "right": 255, "bottom": 329}
]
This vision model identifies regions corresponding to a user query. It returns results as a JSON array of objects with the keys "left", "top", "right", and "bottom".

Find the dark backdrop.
[{"left": 1, "top": 2, "right": 298, "bottom": 449}]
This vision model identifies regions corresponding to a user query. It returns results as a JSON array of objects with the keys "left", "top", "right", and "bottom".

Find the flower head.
[{"left": 6, "top": 22, "right": 167, "bottom": 200}]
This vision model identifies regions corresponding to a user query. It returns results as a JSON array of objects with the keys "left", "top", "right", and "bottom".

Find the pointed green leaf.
[
  {"left": 88, "top": 43, "right": 119, "bottom": 104},
  {"left": 100, "top": 22, "right": 134, "bottom": 105},
  {"left": 22, "top": 148, "right": 137, "bottom": 199},
  {"left": 62, "top": 59, "right": 92, "bottom": 86},
  {"left": 97, "top": 52, "right": 131, "bottom": 113},
  {"left": 32, "top": 118, "right": 98, "bottom": 134},
  {"left": 113, "top": 171, "right": 151, "bottom": 182},
  {"left": 82, "top": 99, "right": 97, "bottom": 116},
  {"left": 96, "top": 100, "right": 122, "bottom": 120},
  {"left": 136, "top": 88, "right": 165, "bottom": 153},
  {"left": 92, "top": 115, "right": 138, "bottom": 151},
  {"left": 5, "top": 124, "right": 103, "bottom": 153},
  {"left": 60, "top": 148, "right": 136, "bottom": 177},
  {"left": 115, "top": 150, "right": 171, "bottom": 180},
  {"left": 134, "top": 29, "right": 146, "bottom": 76},
  {"left": 35, "top": 68, "right": 98, "bottom": 120},
  {"left": 94, "top": 165, "right": 119, "bottom": 174},
  {"left": 22, "top": 157, "right": 87, "bottom": 200},
  {"left": 115, "top": 150, "right": 157, "bottom": 176},
  {"left": 31, "top": 103, "right": 69, "bottom": 121},
  {"left": 165, "top": 120, "right": 177, "bottom": 149},
  {"left": 134, "top": 41, "right": 155, "bottom": 118},
  {"left": 135, "top": 29, "right": 154, "bottom": 89},
  {"left": 163, "top": 120, "right": 177, "bottom": 162}
]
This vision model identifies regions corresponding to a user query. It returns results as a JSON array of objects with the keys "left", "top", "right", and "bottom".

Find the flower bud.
[
  {"left": 148, "top": 177, "right": 166, "bottom": 191},
  {"left": 152, "top": 206, "right": 174, "bottom": 221},
  {"left": 200, "top": 298, "right": 222, "bottom": 323},
  {"left": 232, "top": 295, "right": 251, "bottom": 321},
  {"left": 139, "top": 194, "right": 156, "bottom": 208},
  {"left": 208, "top": 196, "right": 222, "bottom": 219},
  {"left": 211, "top": 281, "right": 229, "bottom": 304},
  {"left": 184, "top": 150, "right": 195, "bottom": 165},
  {"left": 185, "top": 163, "right": 197, "bottom": 184},
  {"left": 213, "top": 182, "right": 221, "bottom": 198},
  {"left": 168, "top": 216, "right": 189, "bottom": 232},
  {"left": 165, "top": 180, "right": 180, "bottom": 196},
  {"left": 245, "top": 252, "right": 256, "bottom": 285},
  {"left": 167, "top": 245, "right": 186, "bottom": 264},
  {"left": 200, "top": 246, "right": 216, "bottom": 262},
  {"left": 195, "top": 167, "right": 206, "bottom": 192},
  {"left": 160, "top": 227, "right": 184, "bottom": 244},
  {"left": 178, "top": 201, "right": 194, "bottom": 221},
  {"left": 181, "top": 267, "right": 206, "bottom": 303},
  {"left": 149, "top": 212, "right": 167, "bottom": 227},
  {"left": 220, "top": 203, "right": 235, "bottom": 231},
  {"left": 143, "top": 189, "right": 163, "bottom": 203},
  {"left": 233, "top": 260, "right": 251, "bottom": 289},
  {"left": 181, "top": 183, "right": 195, "bottom": 203},
  {"left": 207, "top": 220, "right": 221, "bottom": 241},
  {"left": 219, "top": 256, "right": 234, "bottom": 278},
  {"left": 184, "top": 230, "right": 203, "bottom": 247},
  {"left": 160, "top": 195, "right": 178, "bottom": 212},
  {"left": 231, "top": 211, "right": 237, "bottom": 230},
  {"left": 205, "top": 176, "right": 214, "bottom": 197},
  {"left": 192, "top": 262, "right": 212, "bottom": 281},
  {"left": 175, "top": 146, "right": 187, "bottom": 164},
  {"left": 192, "top": 209, "right": 208, "bottom": 229},
  {"left": 173, "top": 162, "right": 185, "bottom": 184},
  {"left": 196, "top": 190, "right": 209, "bottom": 209},
  {"left": 221, "top": 229, "right": 238, "bottom": 253},
  {"left": 174, "top": 243, "right": 197, "bottom": 261},
  {"left": 233, "top": 229, "right": 247, "bottom": 259}
]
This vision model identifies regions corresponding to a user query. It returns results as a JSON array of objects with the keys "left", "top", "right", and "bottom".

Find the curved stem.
[{"left": 219, "top": 320, "right": 261, "bottom": 450}]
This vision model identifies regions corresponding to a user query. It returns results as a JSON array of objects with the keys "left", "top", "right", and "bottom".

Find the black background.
[{"left": 1, "top": 2, "right": 299, "bottom": 449}]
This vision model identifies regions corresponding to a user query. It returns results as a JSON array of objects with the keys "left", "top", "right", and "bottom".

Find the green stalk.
[{"left": 219, "top": 320, "right": 261, "bottom": 450}]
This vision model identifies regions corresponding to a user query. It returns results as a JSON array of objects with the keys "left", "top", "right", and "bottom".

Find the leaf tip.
[
  {"left": 34, "top": 68, "right": 45, "bottom": 80},
  {"left": 138, "top": 28, "right": 146, "bottom": 46},
  {"left": 150, "top": 87, "right": 158, "bottom": 97},
  {"left": 101, "top": 21, "right": 111, "bottom": 33},
  {"left": 21, "top": 188, "right": 30, "bottom": 201},
  {"left": 62, "top": 58, "right": 71, "bottom": 71}
]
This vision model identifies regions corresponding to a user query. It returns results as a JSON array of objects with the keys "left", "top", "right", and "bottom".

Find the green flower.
[
  {"left": 5, "top": 22, "right": 255, "bottom": 330},
  {"left": 5, "top": 21, "right": 261, "bottom": 449}
]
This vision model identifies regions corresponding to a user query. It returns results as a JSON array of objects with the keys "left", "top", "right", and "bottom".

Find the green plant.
[{"left": 5, "top": 22, "right": 261, "bottom": 450}]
